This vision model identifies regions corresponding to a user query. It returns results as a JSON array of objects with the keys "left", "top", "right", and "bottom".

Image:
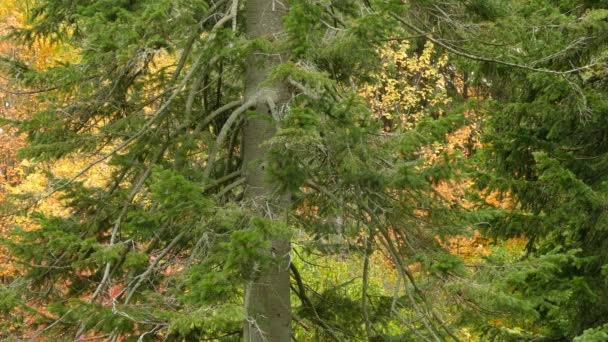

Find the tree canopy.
[{"left": 1, "top": 0, "right": 608, "bottom": 341}]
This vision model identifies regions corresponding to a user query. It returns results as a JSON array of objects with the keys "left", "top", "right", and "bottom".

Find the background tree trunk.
[{"left": 242, "top": 0, "right": 291, "bottom": 341}]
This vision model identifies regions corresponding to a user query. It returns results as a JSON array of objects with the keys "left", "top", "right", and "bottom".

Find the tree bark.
[{"left": 242, "top": 0, "right": 291, "bottom": 341}]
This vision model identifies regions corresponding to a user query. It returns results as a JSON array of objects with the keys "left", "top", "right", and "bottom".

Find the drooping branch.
[
  {"left": 12, "top": 10, "right": 241, "bottom": 213},
  {"left": 290, "top": 263, "right": 343, "bottom": 342},
  {"left": 17, "top": 56, "right": 204, "bottom": 212},
  {"left": 124, "top": 231, "right": 186, "bottom": 304},
  {"left": 87, "top": 142, "right": 170, "bottom": 305},
  {"left": 202, "top": 98, "right": 256, "bottom": 181},
  {"left": 390, "top": 13, "right": 598, "bottom": 76},
  {"left": 372, "top": 225, "right": 443, "bottom": 342},
  {"left": 305, "top": 179, "right": 461, "bottom": 341},
  {"left": 361, "top": 232, "right": 374, "bottom": 341},
  {"left": 200, "top": 99, "right": 244, "bottom": 128}
]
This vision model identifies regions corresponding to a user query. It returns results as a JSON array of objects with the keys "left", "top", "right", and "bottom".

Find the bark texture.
[{"left": 242, "top": 0, "right": 291, "bottom": 341}]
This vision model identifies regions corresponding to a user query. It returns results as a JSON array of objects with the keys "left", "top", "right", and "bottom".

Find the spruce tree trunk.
[{"left": 242, "top": 0, "right": 291, "bottom": 341}]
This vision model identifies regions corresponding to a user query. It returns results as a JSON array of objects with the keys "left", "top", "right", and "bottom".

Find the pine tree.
[
  {"left": 459, "top": 1, "right": 608, "bottom": 340},
  {"left": 0, "top": 1, "right": 468, "bottom": 340},
  {"left": 1, "top": 0, "right": 604, "bottom": 341},
  {"left": 241, "top": 1, "right": 291, "bottom": 340}
]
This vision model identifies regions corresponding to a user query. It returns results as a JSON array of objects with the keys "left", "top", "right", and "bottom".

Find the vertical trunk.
[{"left": 242, "top": 0, "right": 291, "bottom": 341}]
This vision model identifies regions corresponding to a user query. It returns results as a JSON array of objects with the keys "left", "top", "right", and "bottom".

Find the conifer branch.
[
  {"left": 390, "top": 305, "right": 433, "bottom": 342},
  {"left": 390, "top": 13, "right": 598, "bottom": 76},
  {"left": 202, "top": 98, "right": 257, "bottom": 181},
  {"left": 374, "top": 232, "right": 443, "bottom": 342},
  {"left": 185, "top": 72, "right": 204, "bottom": 119},
  {"left": 215, "top": 177, "right": 245, "bottom": 199},
  {"left": 87, "top": 144, "right": 168, "bottom": 305},
  {"left": 290, "top": 263, "right": 343, "bottom": 342},
  {"left": 358, "top": 196, "right": 458, "bottom": 341},
  {"left": 22, "top": 57, "right": 203, "bottom": 211},
  {"left": 14, "top": 10, "right": 241, "bottom": 213},
  {"left": 200, "top": 99, "right": 245, "bottom": 128},
  {"left": 306, "top": 178, "right": 459, "bottom": 340},
  {"left": 376, "top": 224, "right": 463, "bottom": 342},
  {"left": 180, "top": 231, "right": 212, "bottom": 281},
  {"left": 0, "top": 83, "right": 60, "bottom": 95},
  {"left": 231, "top": 0, "right": 239, "bottom": 32},
  {"left": 203, "top": 169, "right": 242, "bottom": 192},
  {"left": 208, "top": 13, "right": 235, "bottom": 41},
  {"left": 124, "top": 231, "right": 185, "bottom": 304},
  {"left": 75, "top": 144, "right": 170, "bottom": 340},
  {"left": 288, "top": 77, "right": 320, "bottom": 100},
  {"left": 361, "top": 233, "right": 373, "bottom": 341},
  {"left": 170, "top": 29, "right": 198, "bottom": 85},
  {"left": 224, "top": 118, "right": 242, "bottom": 175}
]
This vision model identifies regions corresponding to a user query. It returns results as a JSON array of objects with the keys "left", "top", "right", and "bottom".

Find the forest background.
[{"left": 1, "top": 0, "right": 608, "bottom": 341}]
